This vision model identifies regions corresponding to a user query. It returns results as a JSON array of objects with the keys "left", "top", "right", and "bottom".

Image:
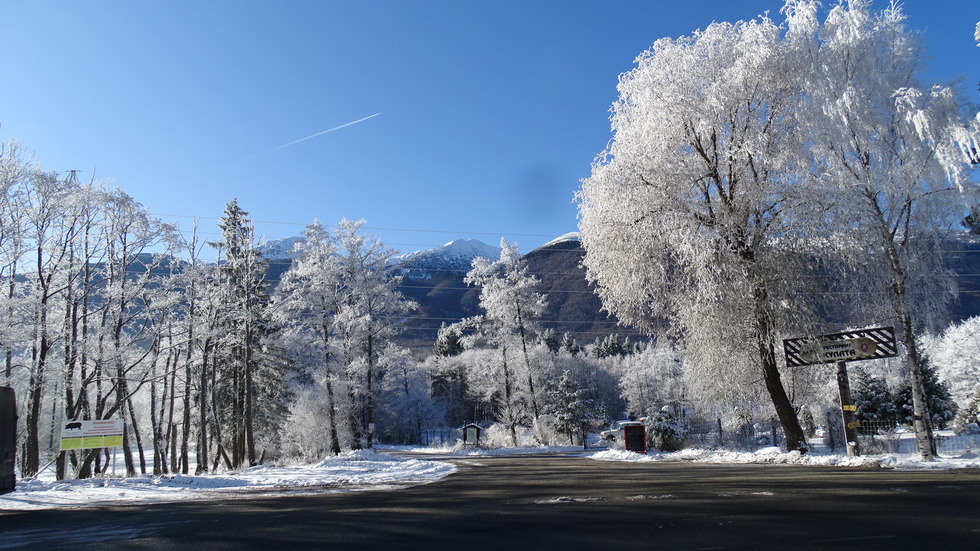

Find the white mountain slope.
[
  {"left": 532, "top": 232, "right": 580, "bottom": 252},
  {"left": 393, "top": 239, "right": 502, "bottom": 279},
  {"left": 259, "top": 236, "right": 304, "bottom": 259}
]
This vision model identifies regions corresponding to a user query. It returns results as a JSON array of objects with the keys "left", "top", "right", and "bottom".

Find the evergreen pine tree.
[
  {"left": 894, "top": 360, "right": 958, "bottom": 430},
  {"left": 561, "top": 333, "right": 580, "bottom": 357},
  {"left": 954, "top": 389, "right": 980, "bottom": 434},
  {"left": 540, "top": 328, "right": 561, "bottom": 355},
  {"left": 551, "top": 370, "right": 590, "bottom": 447},
  {"left": 852, "top": 370, "right": 898, "bottom": 434},
  {"left": 210, "top": 198, "right": 275, "bottom": 467},
  {"left": 434, "top": 323, "right": 464, "bottom": 358}
]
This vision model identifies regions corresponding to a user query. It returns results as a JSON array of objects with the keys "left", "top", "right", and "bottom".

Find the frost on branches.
[
  {"left": 577, "top": 0, "right": 978, "bottom": 455},
  {"left": 461, "top": 239, "right": 548, "bottom": 445}
]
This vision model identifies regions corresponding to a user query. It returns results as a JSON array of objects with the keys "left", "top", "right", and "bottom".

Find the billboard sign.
[{"left": 60, "top": 419, "right": 124, "bottom": 451}]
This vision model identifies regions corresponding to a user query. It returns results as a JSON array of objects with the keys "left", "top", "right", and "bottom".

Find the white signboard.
[
  {"left": 60, "top": 419, "right": 124, "bottom": 451},
  {"left": 783, "top": 327, "right": 897, "bottom": 367}
]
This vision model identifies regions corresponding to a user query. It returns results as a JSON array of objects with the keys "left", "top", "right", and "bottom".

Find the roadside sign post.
[
  {"left": 784, "top": 327, "right": 898, "bottom": 457},
  {"left": 835, "top": 361, "right": 860, "bottom": 457}
]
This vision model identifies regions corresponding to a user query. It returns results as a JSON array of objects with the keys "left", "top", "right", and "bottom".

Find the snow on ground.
[
  {"left": 589, "top": 447, "right": 980, "bottom": 470},
  {"left": 3, "top": 444, "right": 979, "bottom": 512},
  {"left": 0, "top": 449, "right": 455, "bottom": 511},
  {"left": 402, "top": 442, "right": 980, "bottom": 470}
]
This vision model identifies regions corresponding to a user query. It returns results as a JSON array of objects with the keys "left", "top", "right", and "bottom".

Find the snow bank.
[
  {"left": 589, "top": 447, "right": 980, "bottom": 470},
  {"left": 0, "top": 449, "right": 455, "bottom": 511}
]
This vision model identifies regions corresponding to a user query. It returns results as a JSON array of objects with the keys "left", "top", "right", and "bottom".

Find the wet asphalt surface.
[{"left": 2, "top": 452, "right": 979, "bottom": 550}]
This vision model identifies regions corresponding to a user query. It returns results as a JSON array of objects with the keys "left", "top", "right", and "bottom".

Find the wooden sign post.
[{"left": 784, "top": 327, "right": 898, "bottom": 457}]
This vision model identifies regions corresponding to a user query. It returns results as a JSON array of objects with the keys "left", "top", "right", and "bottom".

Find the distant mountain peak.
[
  {"left": 534, "top": 232, "right": 580, "bottom": 251},
  {"left": 259, "top": 236, "right": 304, "bottom": 259},
  {"left": 393, "top": 239, "right": 501, "bottom": 279}
]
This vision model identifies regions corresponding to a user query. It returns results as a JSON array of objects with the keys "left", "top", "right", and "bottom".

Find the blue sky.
[{"left": 1, "top": 1, "right": 977, "bottom": 257}]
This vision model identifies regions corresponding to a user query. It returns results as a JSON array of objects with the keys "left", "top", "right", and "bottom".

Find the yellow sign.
[{"left": 843, "top": 405, "right": 857, "bottom": 411}]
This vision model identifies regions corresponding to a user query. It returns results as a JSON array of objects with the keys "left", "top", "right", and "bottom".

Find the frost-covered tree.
[
  {"left": 428, "top": 323, "right": 475, "bottom": 428},
  {"left": 617, "top": 342, "right": 685, "bottom": 420},
  {"left": 273, "top": 219, "right": 414, "bottom": 454},
  {"left": 377, "top": 343, "right": 439, "bottom": 445},
  {"left": 923, "top": 316, "right": 980, "bottom": 413},
  {"left": 18, "top": 168, "right": 80, "bottom": 476},
  {"left": 329, "top": 219, "right": 415, "bottom": 449},
  {"left": 647, "top": 406, "right": 686, "bottom": 452},
  {"left": 454, "top": 324, "right": 523, "bottom": 445},
  {"left": 210, "top": 199, "right": 275, "bottom": 468},
  {"left": 271, "top": 219, "right": 344, "bottom": 456},
  {"left": 792, "top": 0, "right": 978, "bottom": 459},
  {"left": 561, "top": 333, "right": 580, "bottom": 357},
  {"left": 0, "top": 141, "right": 33, "bottom": 384},
  {"left": 852, "top": 369, "right": 899, "bottom": 432},
  {"left": 954, "top": 389, "right": 980, "bottom": 433},
  {"left": 549, "top": 370, "right": 591, "bottom": 447},
  {"left": 464, "top": 239, "right": 548, "bottom": 422},
  {"left": 894, "top": 360, "right": 957, "bottom": 431},
  {"left": 577, "top": 9, "right": 819, "bottom": 451}
]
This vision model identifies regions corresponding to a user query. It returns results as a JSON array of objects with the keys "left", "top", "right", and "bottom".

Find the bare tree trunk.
[
  {"left": 196, "top": 338, "right": 212, "bottom": 474},
  {"left": 501, "top": 345, "right": 518, "bottom": 447},
  {"left": 873, "top": 198, "right": 936, "bottom": 460},
  {"left": 755, "top": 287, "right": 807, "bottom": 453},
  {"left": 150, "top": 335, "right": 165, "bottom": 475},
  {"left": 244, "top": 319, "right": 256, "bottom": 465},
  {"left": 126, "top": 393, "right": 147, "bottom": 475},
  {"left": 322, "top": 334, "right": 341, "bottom": 455},
  {"left": 366, "top": 333, "right": 374, "bottom": 449},
  {"left": 515, "top": 302, "right": 539, "bottom": 420}
]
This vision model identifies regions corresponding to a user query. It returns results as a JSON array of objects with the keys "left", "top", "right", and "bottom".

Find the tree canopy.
[{"left": 577, "top": 0, "right": 978, "bottom": 454}]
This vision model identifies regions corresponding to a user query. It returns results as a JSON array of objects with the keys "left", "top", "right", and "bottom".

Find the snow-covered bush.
[
  {"left": 480, "top": 423, "right": 544, "bottom": 448},
  {"left": 954, "top": 390, "right": 980, "bottom": 435},
  {"left": 646, "top": 406, "right": 686, "bottom": 452},
  {"left": 531, "top": 415, "right": 560, "bottom": 446}
]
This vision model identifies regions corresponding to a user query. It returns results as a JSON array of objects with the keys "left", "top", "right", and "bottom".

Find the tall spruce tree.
[{"left": 211, "top": 199, "right": 273, "bottom": 467}]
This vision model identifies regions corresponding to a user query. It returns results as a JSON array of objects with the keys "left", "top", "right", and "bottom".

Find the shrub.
[{"left": 646, "top": 406, "right": 686, "bottom": 452}]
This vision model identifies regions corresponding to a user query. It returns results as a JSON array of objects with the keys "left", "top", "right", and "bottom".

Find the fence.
[
  {"left": 680, "top": 418, "right": 784, "bottom": 450},
  {"left": 419, "top": 417, "right": 980, "bottom": 456},
  {"left": 838, "top": 419, "right": 980, "bottom": 456},
  {"left": 676, "top": 417, "right": 979, "bottom": 456}
]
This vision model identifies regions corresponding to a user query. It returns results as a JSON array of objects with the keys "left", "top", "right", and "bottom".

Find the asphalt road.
[{"left": 2, "top": 453, "right": 980, "bottom": 550}]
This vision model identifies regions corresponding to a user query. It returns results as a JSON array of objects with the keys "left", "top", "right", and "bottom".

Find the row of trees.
[
  {"left": 3, "top": 135, "right": 975, "bottom": 475},
  {"left": 0, "top": 140, "right": 424, "bottom": 478},
  {"left": 577, "top": 0, "right": 979, "bottom": 459},
  {"left": 0, "top": 144, "right": 624, "bottom": 476}
]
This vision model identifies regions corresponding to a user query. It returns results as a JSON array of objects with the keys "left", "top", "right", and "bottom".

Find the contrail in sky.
[{"left": 264, "top": 112, "right": 381, "bottom": 154}]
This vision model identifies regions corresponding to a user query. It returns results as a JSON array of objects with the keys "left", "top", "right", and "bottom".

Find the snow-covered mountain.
[
  {"left": 246, "top": 231, "right": 630, "bottom": 345},
  {"left": 532, "top": 232, "right": 580, "bottom": 253},
  {"left": 259, "top": 236, "right": 304, "bottom": 260},
  {"left": 392, "top": 239, "right": 502, "bottom": 280}
]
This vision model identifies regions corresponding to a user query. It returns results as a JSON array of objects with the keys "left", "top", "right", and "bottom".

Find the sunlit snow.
[{"left": 0, "top": 449, "right": 455, "bottom": 511}]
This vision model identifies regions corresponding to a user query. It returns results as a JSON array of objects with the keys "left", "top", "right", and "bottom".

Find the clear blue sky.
[{"left": 1, "top": 1, "right": 977, "bottom": 257}]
